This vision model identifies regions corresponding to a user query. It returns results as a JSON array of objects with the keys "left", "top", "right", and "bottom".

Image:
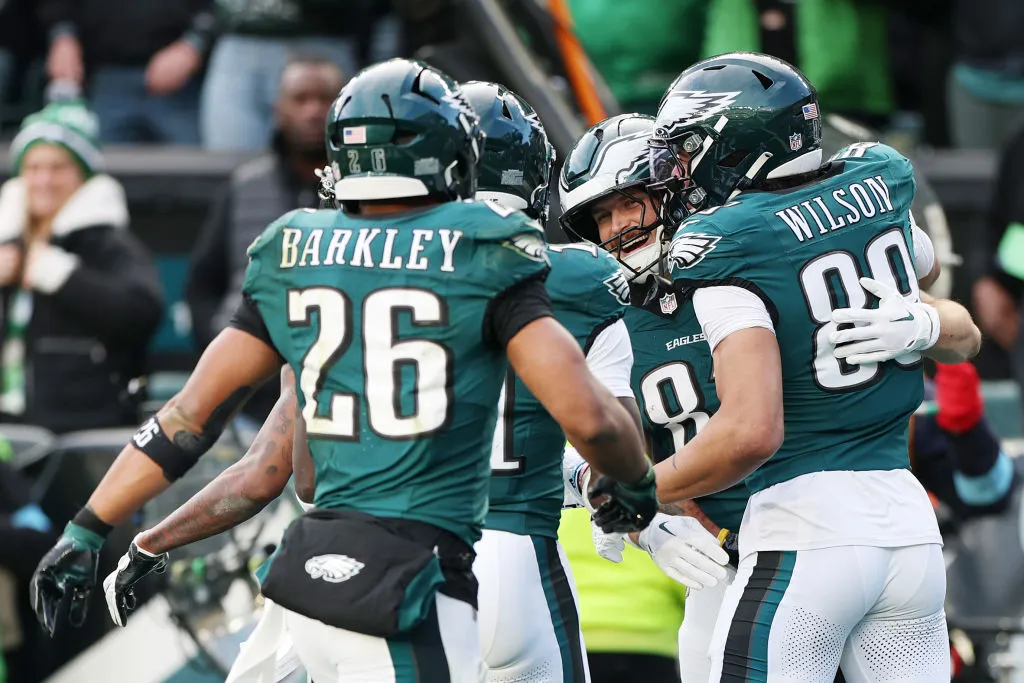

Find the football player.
[
  {"left": 648, "top": 53, "right": 981, "bottom": 682},
  {"left": 29, "top": 59, "right": 658, "bottom": 683},
  {"left": 98, "top": 78, "right": 669, "bottom": 683},
  {"left": 557, "top": 113, "right": 748, "bottom": 682}
]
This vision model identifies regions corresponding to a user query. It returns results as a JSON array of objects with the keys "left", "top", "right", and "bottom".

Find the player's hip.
[
  {"left": 708, "top": 545, "right": 947, "bottom": 682},
  {"left": 738, "top": 469, "right": 941, "bottom": 557},
  {"left": 474, "top": 530, "right": 589, "bottom": 683},
  {"left": 283, "top": 593, "right": 486, "bottom": 683}
]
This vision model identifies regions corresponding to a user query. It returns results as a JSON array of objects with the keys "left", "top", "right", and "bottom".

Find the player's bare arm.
[
  {"left": 292, "top": 395, "right": 315, "bottom": 504},
  {"left": 920, "top": 292, "right": 982, "bottom": 363},
  {"left": 137, "top": 366, "right": 297, "bottom": 554},
  {"left": 87, "top": 328, "right": 282, "bottom": 526},
  {"left": 658, "top": 498, "right": 721, "bottom": 535},
  {"left": 655, "top": 327, "right": 784, "bottom": 503},
  {"left": 831, "top": 278, "right": 981, "bottom": 366},
  {"left": 508, "top": 317, "right": 648, "bottom": 484}
]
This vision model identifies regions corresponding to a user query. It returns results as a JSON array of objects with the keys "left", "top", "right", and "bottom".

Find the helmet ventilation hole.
[{"left": 752, "top": 70, "right": 774, "bottom": 90}]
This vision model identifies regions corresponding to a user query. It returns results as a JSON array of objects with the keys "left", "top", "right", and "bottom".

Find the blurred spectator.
[
  {"left": 914, "top": 362, "right": 1018, "bottom": 520},
  {"left": 971, "top": 126, "right": 1024, "bottom": 351},
  {"left": 0, "top": 460, "right": 54, "bottom": 683},
  {"left": 567, "top": 0, "right": 707, "bottom": 115},
  {"left": 39, "top": 0, "right": 216, "bottom": 144},
  {"left": 0, "top": 101, "right": 163, "bottom": 433},
  {"left": 0, "top": 0, "right": 45, "bottom": 132},
  {"left": 200, "top": 0, "right": 396, "bottom": 150},
  {"left": 186, "top": 55, "right": 341, "bottom": 422},
  {"left": 702, "top": 0, "right": 893, "bottom": 128},
  {"left": 947, "top": 0, "right": 1024, "bottom": 149},
  {"left": 560, "top": 508, "right": 685, "bottom": 683}
]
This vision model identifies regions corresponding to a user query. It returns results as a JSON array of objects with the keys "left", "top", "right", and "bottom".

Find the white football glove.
[
  {"left": 830, "top": 277, "right": 940, "bottom": 365},
  {"left": 592, "top": 523, "right": 626, "bottom": 563},
  {"left": 631, "top": 514, "right": 728, "bottom": 590},
  {"left": 562, "top": 447, "right": 593, "bottom": 511}
]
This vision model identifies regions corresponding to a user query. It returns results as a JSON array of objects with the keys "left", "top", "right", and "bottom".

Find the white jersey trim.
[
  {"left": 692, "top": 286, "right": 775, "bottom": 352},
  {"left": 585, "top": 318, "right": 634, "bottom": 398}
]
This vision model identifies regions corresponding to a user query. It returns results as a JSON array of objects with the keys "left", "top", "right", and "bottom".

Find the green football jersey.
[
  {"left": 487, "top": 242, "right": 629, "bottom": 538},
  {"left": 669, "top": 142, "right": 923, "bottom": 494},
  {"left": 624, "top": 280, "right": 748, "bottom": 532},
  {"left": 243, "top": 200, "right": 550, "bottom": 546}
]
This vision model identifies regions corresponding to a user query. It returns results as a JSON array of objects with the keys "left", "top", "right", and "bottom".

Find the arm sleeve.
[
  {"left": 228, "top": 294, "right": 276, "bottom": 350},
  {"left": 186, "top": 185, "right": 231, "bottom": 350},
  {"left": 584, "top": 318, "right": 634, "bottom": 398},
  {"left": 181, "top": 0, "right": 218, "bottom": 54},
  {"left": 692, "top": 286, "right": 775, "bottom": 352},
  {"left": 910, "top": 219, "right": 936, "bottom": 280},
  {"left": 482, "top": 273, "right": 555, "bottom": 349}
]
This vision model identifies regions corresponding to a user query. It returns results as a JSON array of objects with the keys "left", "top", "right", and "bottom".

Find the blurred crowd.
[{"left": 2, "top": 0, "right": 1024, "bottom": 681}]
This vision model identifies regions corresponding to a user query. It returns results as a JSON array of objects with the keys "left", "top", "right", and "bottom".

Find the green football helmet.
[
  {"left": 649, "top": 52, "right": 823, "bottom": 226},
  {"left": 326, "top": 58, "right": 482, "bottom": 203},
  {"left": 559, "top": 113, "right": 668, "bottom": 282},
  {"left": 461, "top": 81, "right": 555, "bottom": 221}
]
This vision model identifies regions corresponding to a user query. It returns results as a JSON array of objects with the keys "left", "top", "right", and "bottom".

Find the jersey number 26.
[{"left": 288, "top": 286, "right": 452, "bottom": 440}]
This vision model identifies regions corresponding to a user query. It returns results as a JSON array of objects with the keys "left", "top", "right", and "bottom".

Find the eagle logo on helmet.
[
  {"left": 668, "top": 233, "right": 722, "bottom": 271},
  {"left": 660, "top": 90, "right": 742, "bottom": 129}
]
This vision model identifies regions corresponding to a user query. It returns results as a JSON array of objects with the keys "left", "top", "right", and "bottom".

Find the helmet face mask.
[
  {"left": 559, "top": 113, "right": 675, "bottom": 283},
  {"left": 578, "top": 184, "right": 668, "bottom": 283},
  {"left": 649, "top": 52, "right": 823, "bottom": 227}
]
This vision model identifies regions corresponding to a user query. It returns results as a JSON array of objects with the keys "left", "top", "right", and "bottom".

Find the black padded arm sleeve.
[
  {"left": 482, "top": 272, "right": 555, "bottom": 350},
  {"left": 229, "top": 294, "right": 276, "bottom": 349}
]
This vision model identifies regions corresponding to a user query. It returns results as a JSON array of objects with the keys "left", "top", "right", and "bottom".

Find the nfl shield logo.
[
  {"left": 789, "top": 133, "right": 803, "bottom": 151},
  {"left": 659, "top": 293, "right": 678, "bottom": 315}
]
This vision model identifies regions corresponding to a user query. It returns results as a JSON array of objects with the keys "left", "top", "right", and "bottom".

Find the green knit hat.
[{"left": 11, "top": 100, "right": 103, "bottom": 177}]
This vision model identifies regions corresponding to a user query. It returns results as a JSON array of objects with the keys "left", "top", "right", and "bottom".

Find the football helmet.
[
  {"left": 559, "top": 113, "right": 667, "bottom": 282},
  {"left": 326, "top": 58, "right": 482, "bottom": 203},
  {"left": 461, "top": 81, "right": 555, "bottom": 221},
  {"left": 649, "top": 52, "right": 823, "bottom": 226}
]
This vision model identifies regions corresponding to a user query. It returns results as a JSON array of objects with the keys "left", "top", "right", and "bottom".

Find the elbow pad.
[{"left": 132, "top": 416, "right": 215, "bottom": 481}]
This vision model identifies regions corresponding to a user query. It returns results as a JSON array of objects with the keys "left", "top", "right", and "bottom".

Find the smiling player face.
[{"left": 590, "top": 188, "right": 659, "bottom": 260}]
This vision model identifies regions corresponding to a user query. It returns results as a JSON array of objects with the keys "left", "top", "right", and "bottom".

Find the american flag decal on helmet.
[
  {"left": 668, "top": 233, "right": 722, "bottom": 271},
  {"left": 802, "top": 103, "right": 819, "bottom": 120}
]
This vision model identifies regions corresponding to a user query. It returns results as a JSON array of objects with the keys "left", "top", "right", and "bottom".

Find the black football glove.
[
  {"left": 30, "top": 523, "right": 105, "bottom": 637},
  {"left": 588, "top": 464, "right": 658, "bottom": 534},
  {"left": 103, "top": 536, "right": 168, "bottom": 627}
]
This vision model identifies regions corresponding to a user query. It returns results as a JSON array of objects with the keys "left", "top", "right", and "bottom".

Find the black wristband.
[{"left": 72, "top": 506, "right": 114, "bottom": 537}]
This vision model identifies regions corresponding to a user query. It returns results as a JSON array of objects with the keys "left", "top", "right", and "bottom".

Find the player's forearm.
[
  {"left": 655, "top": 408, "right": 774, "bottom": 502},
  {"left": 567, "top": 394, "right": 650, "bottom": 484},
  {"left": 922, "top": 293, "right": 982, "bottom": 364},
  {"left": 138, "top": 391, "right": 297, "bottom": 554},
  {"left": 657, "top": 499, "right": 722, "bottom": 536},
  {"left": 86, "top": 448, "right": 174, "bottom": 526}
]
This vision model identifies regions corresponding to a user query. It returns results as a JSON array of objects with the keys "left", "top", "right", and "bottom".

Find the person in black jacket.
[
  {"left": 186, "top": 55, "right": 342, "bottom": 422},
  {"left": 40, "top": 0, "right": 216, "bottom": 144},
  {"left": 0, "top": 100, "right": 163, "bottom": 433}
]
